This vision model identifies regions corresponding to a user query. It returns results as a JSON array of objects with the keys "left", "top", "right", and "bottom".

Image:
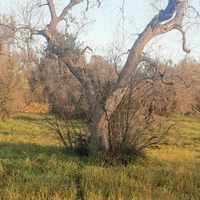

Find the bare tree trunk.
[{"left": 90, "top": 110, "right": 110, "bottom": 155}]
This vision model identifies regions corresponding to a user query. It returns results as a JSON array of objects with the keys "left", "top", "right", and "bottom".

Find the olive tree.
[{"left": 2, "top": 0, "right": 196, "bottom": 154}]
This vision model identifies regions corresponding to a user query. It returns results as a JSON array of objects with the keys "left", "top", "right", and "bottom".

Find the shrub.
[{"left": 0, "top": 52, "right": 29, "bottom": 120}]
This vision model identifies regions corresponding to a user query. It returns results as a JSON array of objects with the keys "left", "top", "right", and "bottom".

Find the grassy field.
[{"left": 0, "top": 113, "right": 199, "bottom": 199}]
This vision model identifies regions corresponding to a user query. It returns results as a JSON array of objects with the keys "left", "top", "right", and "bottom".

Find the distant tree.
[{"left": 0, "top": 45, "right": 29, "bottom": 120}]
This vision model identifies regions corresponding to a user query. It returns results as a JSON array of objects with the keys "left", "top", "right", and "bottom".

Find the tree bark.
[{"left": 90, "top": 108, "right": 109, "bottom": 154}]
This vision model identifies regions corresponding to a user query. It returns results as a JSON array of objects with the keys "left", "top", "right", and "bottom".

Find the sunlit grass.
[
  {"left": 0, "top": 113, "right": 200, "bottom": 199},
  {"left": 0, "top": 113, "right": 60, "bottom": 147}
]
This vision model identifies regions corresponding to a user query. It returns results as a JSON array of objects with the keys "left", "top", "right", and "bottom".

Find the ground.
[{"left": 0, "top": 113, "right": 199, "bottom": 199}]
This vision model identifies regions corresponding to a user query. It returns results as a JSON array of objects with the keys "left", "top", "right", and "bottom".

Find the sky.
[
  {"left": 0, "top": 0, "right": 200, "bottom": 64},
  {"left": 70, "top": 0, "right": 200, "bottom": 64}
]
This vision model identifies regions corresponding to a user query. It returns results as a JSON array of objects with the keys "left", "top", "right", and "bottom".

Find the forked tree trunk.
[{"left": 38, "top": 0, "right": 189, "bottom": 155}]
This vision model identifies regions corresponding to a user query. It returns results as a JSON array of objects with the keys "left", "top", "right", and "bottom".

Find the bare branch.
[
  {"left": 62, "top": 53, "right": 96, "bottom": 108},
  {"left": 140, "top": 56, "right": 190, "bottom": 88},
  {"left": 175, "top": 25, "right": 190, "bottom": 54},
  {"left": 122, "top": 0, "right": 125, "bottom": 12},
  {"left": 159, "top": 72, "right": 174, "bottom": 85},
  {"left": 86, "top": 0, "right": 89, "bottom": 11},
  {"left": 188, "top": 5, "right": 200, "bottom": 17},
  {"left": 140, "top": 124, "right": 173, "bottom": 150},
  {"left": 58, "top": 0, "right": 84, "bottom": 21},
  {"left": 174, "top": 75, "right": 190, "bottom": 88},
  {"left": 47, "top": 0, "right": 57, "bottom": 21},
  {"left": 85, "top": 0, "right": 101, "bottom": 12},
  {"left": 37, "top": 3, "right": 48, "bottom": 7},
  {"left": 150, "top": 3, "right": 160, "bottom": 12},
  {"left": 97, "top": 0, "right": 101, "bottom": 8},
  {"left": 119, "top": 49, "right": 130, "bottom": 57},
  {"left": 82, "top": 46, "right": 93, "bottom": 53},
  {"left": 158, "top": 72, "right": 190, "bottom": 87}
]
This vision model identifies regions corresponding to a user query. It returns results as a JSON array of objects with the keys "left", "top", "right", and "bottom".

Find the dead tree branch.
[
  {"left": 82, "top": 46, "right": 93, "bottom": 53},
  {"left": 159, "top": 73, "right": 174, "bottom": 85},
  {"left": 140, "top": 124, "right": 173, "bottom": 150},
  {"left": 188, "top": 5, "right": 200, "bottom": 17},
  {"left": 174, "top": 75, "right": 190, "bottom": 88},
  {"left": 37, "top": 3, "right": 48, "bottom": 8},
  {"left": 175, "top": 25, "right": 190, "bottom": 54}
]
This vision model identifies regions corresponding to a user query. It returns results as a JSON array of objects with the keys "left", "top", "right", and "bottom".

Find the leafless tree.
[
  {"left": 2, "top": 0, "right": 199, "bottom": 155},
  {"left": 62, "top": 0, "right": 191, "bottom": 154}
]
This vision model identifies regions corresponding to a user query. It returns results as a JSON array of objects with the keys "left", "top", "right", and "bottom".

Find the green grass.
[{"left": 0, "top": 113, "right": 200, "bottom": 199}]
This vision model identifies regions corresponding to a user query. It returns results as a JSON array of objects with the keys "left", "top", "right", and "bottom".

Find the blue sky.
[
  {"left": 0, "top": 0, "right": 200, "bottom": 64},
  {"left": 71, "top": 0, "right": 200, "bottom": 64},
  {"left": 75, "top": 0, "right": 148, "bottom": 59}
]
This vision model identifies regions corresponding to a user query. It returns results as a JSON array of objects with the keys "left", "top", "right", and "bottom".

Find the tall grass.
[{"left": 0, "top": 113, "right": 199, "bottom": 199}]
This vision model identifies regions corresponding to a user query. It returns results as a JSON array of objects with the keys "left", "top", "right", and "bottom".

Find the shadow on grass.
[
  {"left": 0, "top": 142, "right": 68, "bottom": 161},
  {"left": 0, "top": 141, "right": 146, "bottom": 168},
  {"left": 192, "top": 137, "right": 200, "bottom": 142},
  {"left": 13, "top": 113, "right": 50, "bottom": 123},
  {"left": 1, "top": 131, "right": 9, "bottom": 135}
]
